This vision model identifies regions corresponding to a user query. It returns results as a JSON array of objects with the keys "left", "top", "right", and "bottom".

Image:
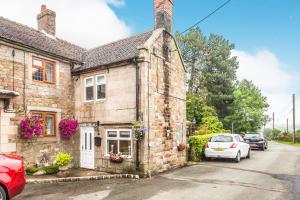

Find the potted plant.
[
  {"left": 109, "top": 153, "right": 124, "bottom": 163},
  {"left": 59, "top": 119, "right": 79, "bottom": 140},
  {"left": 133, "top": 121, "right": 147, "bottom": 141},
  {"left": 177, "top": 143, "right": 186, "bottom": 151},
  {"left": 55, "top": 152, "right": 72, "bottom": 171},
  {"left": 20, "top": 116, "right": 43, "bottom": 140}
]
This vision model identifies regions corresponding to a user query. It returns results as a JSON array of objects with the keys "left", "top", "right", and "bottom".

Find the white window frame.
[
  {"left": 105, "top": 129, "right": 132, "bottom": 158},
  {"left": 84, "top": 77, "right": 94, "bottom": 102},
  {"left": 96, "top": 75, "right": 106, "bottom": 101}
]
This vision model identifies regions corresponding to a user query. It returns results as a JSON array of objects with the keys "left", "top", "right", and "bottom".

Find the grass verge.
[{"left": 275, "top": 140, "right": 300, "bottom": 147}]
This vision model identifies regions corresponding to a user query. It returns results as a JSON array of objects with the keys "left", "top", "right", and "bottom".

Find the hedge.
[{"left": 189, "top": 134, "right": 213, "bottom": 161}]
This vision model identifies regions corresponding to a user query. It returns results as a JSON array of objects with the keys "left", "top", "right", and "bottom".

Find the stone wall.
[
  {"left": 74, "top": 64, "right": 138, "bottom": 172},
  {"left": 0, "top": 43, "right": 76, "bottom": 166},
  {"left": 139, "top": 30, "right": 186, "bottom": 174}
]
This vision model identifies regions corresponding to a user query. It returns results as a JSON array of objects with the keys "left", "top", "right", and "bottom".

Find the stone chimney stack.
[
  {"left": 154, "top": 0, "right": 174, "bottom": 33},
  {"left": 37, "top": 5, "right": 56, "bottom": 35}
]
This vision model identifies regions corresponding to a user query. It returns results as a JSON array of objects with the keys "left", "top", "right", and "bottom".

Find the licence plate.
[{"left": 213, "top": 148, "right": 224, "bottom": 152}]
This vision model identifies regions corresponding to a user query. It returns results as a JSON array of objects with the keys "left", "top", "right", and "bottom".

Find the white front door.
[{"left": 80, "top": 127, "right": 95, "bottom": 169}]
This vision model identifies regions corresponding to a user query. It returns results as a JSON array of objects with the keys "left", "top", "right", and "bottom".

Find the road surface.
[{"left": 16, "top": 142, "right": 300, "bottom": 200}]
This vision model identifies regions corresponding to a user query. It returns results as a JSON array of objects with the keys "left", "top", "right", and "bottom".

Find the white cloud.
[
  {"left": 232, "top": 49, "right": 300, "bottom": 129},
  {"left": 0, "top": 0, "right": 131, "bottom": 48}
]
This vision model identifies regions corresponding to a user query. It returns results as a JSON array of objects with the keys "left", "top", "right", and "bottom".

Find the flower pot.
[{"left": 177, "top": 144, "right": 186, "bottom": 151}]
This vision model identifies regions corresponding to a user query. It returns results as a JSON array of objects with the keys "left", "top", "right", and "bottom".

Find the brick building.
[{"left": 0, "top": 0, "right": 186, "bottom": 175}]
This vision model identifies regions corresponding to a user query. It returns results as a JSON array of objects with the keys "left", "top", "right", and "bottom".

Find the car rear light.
[
  {"left": 230, "top": 143, "right": 237, "bottom": 148},
  {"left": 205, "top": 143, "right": 209, "bottom": 149}
]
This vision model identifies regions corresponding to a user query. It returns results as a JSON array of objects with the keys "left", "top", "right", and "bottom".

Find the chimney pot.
[{"left": 41, "top": 4, "right": 47, "bottom": 12}]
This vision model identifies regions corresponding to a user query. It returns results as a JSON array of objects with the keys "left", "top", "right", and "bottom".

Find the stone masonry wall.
[
  {"left": 139, "top": 30, "right": 186, "bottom": 174},
  {"left": 0, "top": 43, "right": 76, "bottom": 167}
]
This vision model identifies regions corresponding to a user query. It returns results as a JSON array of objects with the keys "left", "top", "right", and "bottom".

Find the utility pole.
[
  {"left": 231, "top": 122, "right": 234, "bottom": 134},
  {"left": 287, "top": 118, "right": 289, "bottom": 133},
  {"left": 272, "top": 112, "right": 275, "bottom": 138},
  {"left": 293, "top": 94, "right": 296, "bottom": 144}
]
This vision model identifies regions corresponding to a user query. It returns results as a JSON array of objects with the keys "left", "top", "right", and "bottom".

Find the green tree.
[
  {"left": 175, "top": 28, "right": 206, "bottom": 94},
  {"left": 186, "top": 93, "right": 206, "bottom": 127},
  {"left": 201, "top": 34, "right": 239, "bottom": 125},
  {"left": 176, "top": 29, "right": 239, "bottom": 128},
  {"left": 225, "top": 80, "right": 269, "bottom": 133}
]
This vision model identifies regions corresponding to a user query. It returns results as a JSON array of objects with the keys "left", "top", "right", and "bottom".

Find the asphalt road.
[{"left": 15, "top": 142, "right": 300, "bottom": 200}]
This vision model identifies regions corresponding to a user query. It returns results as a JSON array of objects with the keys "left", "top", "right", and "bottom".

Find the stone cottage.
[{"left": 0, "top": 0, "right": 186, "bottom": 175}]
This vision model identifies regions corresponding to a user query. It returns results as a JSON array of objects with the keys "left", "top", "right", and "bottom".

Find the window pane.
[
  {"left": 120, "top": 131, "right": 130, "bottom": 138},
  {"left": 97, "top": 84, "right": 106, "bottom": 99},
  {"left": 108, "top": 140, "right": 118, "bottom": 154},
  {"left": 97, "top": 76, "right": 105, "bottom": 84},
  {"left": 85, "top": 86, "right": 94, "bottom": 101},
  {"left": 119, "top": 140, "right": 131, "bottom": 156},
  {"left": 46, "top": 115, "right": 54, "bottom": 135},
  {"left": 107, "top": 131, "right": 117, "bottom": 137},
  {"left": 45, "top": 63, "right": 54, "bottom": 82},
  {"left": 85, "top": 78, "right": 93, "bottom": 86},
  {"left": 32, "top": 113, "right": 42, "bottom": 119},
  {"left": 33, "top": 59, "right": 42, "bottom": 67},
  {"left": 32, "top": 67, "right": 43, "bottom": 81}
]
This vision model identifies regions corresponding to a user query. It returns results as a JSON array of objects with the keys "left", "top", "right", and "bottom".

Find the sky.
[{"left": 0, "top": 0, "right": 299, "bottom": 129}]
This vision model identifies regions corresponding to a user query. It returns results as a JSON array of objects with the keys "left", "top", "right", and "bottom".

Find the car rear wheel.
[
  {"left": 261, "top": 145, "right": 265, "bottom": 151},
  {"left": 235, "top": 151, "right": 241, "bottom": 163},
  {"left": 246, "top": 149, "right": 251, "bottom": 159},
  {"left": 0, "top": 186, "right": 7, "bottom": 200}
]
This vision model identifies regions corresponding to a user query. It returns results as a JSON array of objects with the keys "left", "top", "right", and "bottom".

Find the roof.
[
  {"left": 0, "top": 16, "right": 155, "bottom": 73},
  {"left": 73, "top": 30, "right": 153, "bottom": 73},
  {"left": 0, "top": 16, "right": 85, "bottom": 62}
]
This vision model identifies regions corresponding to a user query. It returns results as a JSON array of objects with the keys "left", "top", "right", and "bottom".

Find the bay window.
[{"left": 106, "top": 129, "right": 132, "bottom": 157}]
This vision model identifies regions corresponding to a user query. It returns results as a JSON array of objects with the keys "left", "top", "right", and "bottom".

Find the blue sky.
[{"left": 113, "top": 0, "right": 300, "bottom": 73}]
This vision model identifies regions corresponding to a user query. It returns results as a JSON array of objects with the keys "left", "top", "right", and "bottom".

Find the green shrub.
[
  {"left": 42, "top": 165, "right": 59, "bottom": 175},
  {"left": 189, "top": 134, "right": 213, "bottom": 161},
  {"left": 26, "top": 166, "right": 39, "bottom": 174},
  {"left": 55, "top": 152, "right": 72, "bottom": 167}
]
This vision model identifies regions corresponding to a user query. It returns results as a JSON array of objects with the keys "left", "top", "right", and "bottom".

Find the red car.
[{"left": 0, "top": 155, "right": 25, "bottom": 200}]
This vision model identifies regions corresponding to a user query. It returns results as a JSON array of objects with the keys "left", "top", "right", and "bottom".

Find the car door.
[
  {"left": 238, "top": 135, "right": 249, "bottom": 157},
  {"left": 235, "top": 136, "right": 246, "bottom": 157}
]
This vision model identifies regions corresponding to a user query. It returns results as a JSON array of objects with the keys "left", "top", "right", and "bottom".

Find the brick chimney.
[
  {"left": 37, "top": 5, "right": 56, "bottom": 35},
  {"left": 154, "top": 0, "right": 174, "bottom": 33}
]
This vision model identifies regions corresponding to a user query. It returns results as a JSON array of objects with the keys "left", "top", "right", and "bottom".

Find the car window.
[
  {"left": 244, "top": 134, "right": 260, "bottom": 138},
  {"left": 211, "top": 135, "right": 233, "bottom": 142},
  {"left": 235, "top": 136, "right": 241, "bottom": 142},
  {"left": 238, "top": 135, "right": 244, "bottom": 142}
]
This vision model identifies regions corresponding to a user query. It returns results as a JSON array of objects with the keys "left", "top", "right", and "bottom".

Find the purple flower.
[{"left": 59, "top": 119, "right": 79, "bottom": 140}]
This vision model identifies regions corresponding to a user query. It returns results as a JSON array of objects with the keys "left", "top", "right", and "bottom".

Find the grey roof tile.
[
  {"left": 0, "top": 16, "right": 85, "bottom": 62},
  {"left": 74, "top": 30, "right": 153, "bottom": 73},
  {"left": 0, "top": 16, "right": 154, "bottom": 73}
]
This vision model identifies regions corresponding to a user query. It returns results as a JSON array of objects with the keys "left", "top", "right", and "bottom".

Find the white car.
[{"left": 204, "top": 134, "right": 251, "bottom": 162}]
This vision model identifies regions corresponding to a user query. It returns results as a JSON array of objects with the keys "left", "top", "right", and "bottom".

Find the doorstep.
[{"left": 26, "top": 168, "right": 139, "bottom": 184}]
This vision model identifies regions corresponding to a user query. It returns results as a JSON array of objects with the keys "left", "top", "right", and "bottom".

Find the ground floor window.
[
  {"left": 106, "top": 129, "right": 132, "bottom": 157},
  {"left": 31, "top": 111, "right": 56, "bottom": 136}
]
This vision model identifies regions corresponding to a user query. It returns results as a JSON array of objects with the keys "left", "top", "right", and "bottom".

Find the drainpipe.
[
  {"left": 133, "top": 58, "right": 140, "bottom": 169},
  {"left": 23, "top": 51, "right": 26, "bottom": 116},
  {"left": 12, "top": 49, "right": 15, "bottom": 91}
]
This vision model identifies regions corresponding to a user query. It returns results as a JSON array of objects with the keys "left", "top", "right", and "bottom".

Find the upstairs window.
[
  {"left": 85, "top": 77, "right": 94, "bottom": 101},
  {"left": 32, "top": 57, "right": 55, "bottom": 83},
  {"left": 96, "top": 75, "right": 106, "bottom": 100}
]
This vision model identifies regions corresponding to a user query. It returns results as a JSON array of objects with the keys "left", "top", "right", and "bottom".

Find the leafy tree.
[
  {"left": 201, "top": 34, "right": 239, "bottom": 125},
  {"left": 225, "top": 80, "right": 269, "bottom": 133},
  {"left": 175, "top": 28, "right": 206, "bottom": 94},
  {"left": 176, "top": 29, "right": 239, "bottom": 128},
  {"left": 197, "top": 105, "right": 223, "bottom": 134},
  {"left": 186, "top": 93, "right": 205, "bottom": 127}
]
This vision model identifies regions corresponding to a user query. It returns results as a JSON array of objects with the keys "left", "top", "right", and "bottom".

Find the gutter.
[{"left": 0, "top": 37, "right": 83, "bottom": 65}]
